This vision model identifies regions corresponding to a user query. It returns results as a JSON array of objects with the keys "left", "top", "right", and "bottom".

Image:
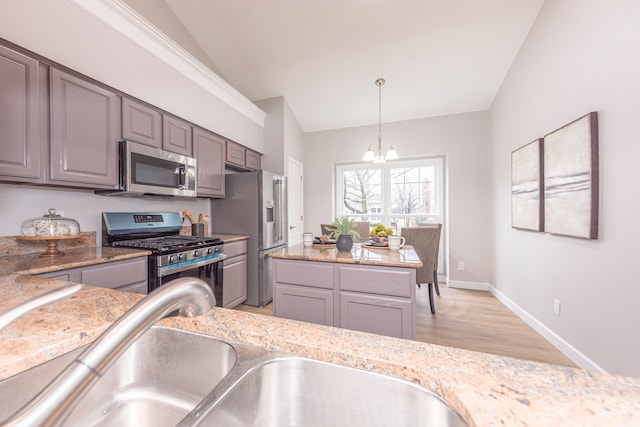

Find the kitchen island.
[{"left": 268, "top": 243, "right": 422, "bottom": 339}]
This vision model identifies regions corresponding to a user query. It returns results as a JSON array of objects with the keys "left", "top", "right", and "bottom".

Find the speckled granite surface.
[
  {"left": 0, "top": 246, "right": 150, "bottom": 277},
  {"left": 209, "top": 233, "right": 249, "bottom": 243},
  {"left": 1, "top": 246, "right": 639, "bottom": 425},
  {"left": 178, "top": 227, "right": 249, "bottom": 244},
  {"left": 269, "top": 243, "right": 423, "bottom": 268}
]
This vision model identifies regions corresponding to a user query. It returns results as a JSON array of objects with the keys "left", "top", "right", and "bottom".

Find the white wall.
[
  {"left": 489, "top": 0, "right": 640, "bottom": 377},
  {"left": 255, "top": 98, "right": 286, "bottom": 174},
  {"left": 255, "top": 96, "right": 305, "bottom": 176},
  {"left": 0, "top": 184, "right": 209, "bottom": 246},
  {"left": 122, "top": 0, "right": 225, "bottom": 77},
  {"left": 304, "top": 111, "right": 491, "bottom": 284},
  {"left": 0, "top": 0, "right": 265, "bottom": 151}
]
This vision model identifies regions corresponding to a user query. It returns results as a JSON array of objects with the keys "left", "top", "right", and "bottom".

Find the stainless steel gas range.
[{"left": 102, "top": 212, "right": 226, "bottom": 305}]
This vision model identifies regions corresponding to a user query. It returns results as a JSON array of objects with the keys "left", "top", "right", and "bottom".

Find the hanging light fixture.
[{"left": 363, "top": 77, "right": 398, "bottom": 163}]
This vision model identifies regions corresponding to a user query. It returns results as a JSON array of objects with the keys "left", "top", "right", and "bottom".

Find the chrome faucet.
[
  {"left": 2, "top": 277, "right": 216, "bottom": 427},
  {"left": 0, "top": 283, "right": 83, "bottom": 331}
]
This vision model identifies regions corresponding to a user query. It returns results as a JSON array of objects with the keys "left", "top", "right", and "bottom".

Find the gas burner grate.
[{"left": 112, "top": 235, "right": 222, "bottom": 252}]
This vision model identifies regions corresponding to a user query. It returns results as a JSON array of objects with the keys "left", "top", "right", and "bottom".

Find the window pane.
[
  {"left": 390, "top": 166, "right": 436, "bottom": 216},
  {"left": 340, "top": 168, "right": 381, "bottom": 216}
]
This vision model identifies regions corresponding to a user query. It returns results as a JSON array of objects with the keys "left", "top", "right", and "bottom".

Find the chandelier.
[{"left": 362, "top": 78, "right": 398, "bottom": 163}]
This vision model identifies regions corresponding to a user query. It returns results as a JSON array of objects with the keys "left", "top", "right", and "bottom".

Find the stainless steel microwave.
[{"left": 97, "top": 140, "right": 197, "bottom": 198}]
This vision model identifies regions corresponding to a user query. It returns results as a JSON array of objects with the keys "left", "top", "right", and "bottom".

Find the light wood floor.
[{"left": 237, "top": 285, "right": 577, "bottom": 368}]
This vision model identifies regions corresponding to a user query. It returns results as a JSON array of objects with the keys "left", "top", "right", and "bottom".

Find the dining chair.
[
  {"left": 352, "top": 222, "right": 370, "bottom": 242},
  {"left": 401, "top": 225, "right": 442, "bottom": 314}
]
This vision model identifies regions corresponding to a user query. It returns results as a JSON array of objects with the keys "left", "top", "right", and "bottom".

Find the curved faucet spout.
[{"left": 2, "top": 277, "right": 215, "bottom": 427}]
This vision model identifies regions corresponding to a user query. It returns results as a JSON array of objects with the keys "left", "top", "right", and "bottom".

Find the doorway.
[{"left": 287, "top": 157, "right": 304, "bottom": 245}]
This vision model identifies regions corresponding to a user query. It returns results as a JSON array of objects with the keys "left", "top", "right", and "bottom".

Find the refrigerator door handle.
[{"left": 274, "top": 177, "right": 284, "bottom": 242}]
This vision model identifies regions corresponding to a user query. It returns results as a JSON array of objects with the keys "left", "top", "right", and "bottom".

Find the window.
[{"left": 335, "top": 156, "right": 444, "bottom": 235}]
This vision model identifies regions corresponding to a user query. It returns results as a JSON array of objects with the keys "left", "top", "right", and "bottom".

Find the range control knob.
[
  {"left": 206, "top": 247, "right": 214, "bottom": 255},
  {"left": 178, "top": 253, "right": 185, "bottom": 261},
  {"left": 169, "top": 255, "right": 177, "bottom": 263},
  {"left": 193, "top": 250, "right": 201, "bottom": 258}
]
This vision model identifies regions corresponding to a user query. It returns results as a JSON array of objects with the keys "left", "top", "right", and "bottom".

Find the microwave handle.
[{"left": 177, "top": 165, "right": 186, "bottom": 190}]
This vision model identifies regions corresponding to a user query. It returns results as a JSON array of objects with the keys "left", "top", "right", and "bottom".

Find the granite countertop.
[
  {"left": 0, "top": 232, "right": 150, "bottom": 277},
  {"left": 1, "top": 237, "right": 639, "bottom": 425},
  {"left": 0, "top": 276, "right": 639, "bottom": 426},
  {"left": 269, "top": 243, "right": 423, "bottom": 269},
  {"left": 208, "top": 233, "right": 249, "bottom": 243}
]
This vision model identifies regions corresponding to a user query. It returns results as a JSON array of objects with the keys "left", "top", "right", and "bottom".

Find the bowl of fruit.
[{"left": 368, "top": 223, "right": 394, "bottom": 244}]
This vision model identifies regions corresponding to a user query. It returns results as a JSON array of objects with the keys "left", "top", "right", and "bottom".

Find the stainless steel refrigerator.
[{"left": 211, "top": 170, "right": 287, "bottom": 307}]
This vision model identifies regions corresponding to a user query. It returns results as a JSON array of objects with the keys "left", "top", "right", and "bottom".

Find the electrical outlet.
[
  {"left": 553, "top": 299, "right": 561, "bottom": 316},
  {"left": 457, "top": 261, "right": 465, "bottom": 271}
]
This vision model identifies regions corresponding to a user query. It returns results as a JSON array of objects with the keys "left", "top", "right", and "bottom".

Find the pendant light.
[{"left": 363, "top": 78, "right": 398, "bottom": 163}]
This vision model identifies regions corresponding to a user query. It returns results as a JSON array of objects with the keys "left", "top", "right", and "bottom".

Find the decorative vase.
[{"left": 336, "top": 234, "right": 353, "bottom": 252}]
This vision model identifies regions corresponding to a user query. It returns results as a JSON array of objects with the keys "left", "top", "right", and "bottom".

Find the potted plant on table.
[{"left": 327, "top": 217, "right": 360, "bottom": 252}]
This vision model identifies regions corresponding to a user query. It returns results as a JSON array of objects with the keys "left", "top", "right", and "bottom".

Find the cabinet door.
[
  {"left": 225, "top": 140, "right": 245, "bottom": 167},
  {"left": 0, "top": 45, "right": 42, "bottom": 181},
  {"left": 339, "top": 291, "right": 414, "bottom": 339},
  {"left": 274, "top": 283, "right": 334, "bottom": 326},
  {"left": 38, "top": 271, "right": 74, "bottom": 282},
  {"left": 162, "top": 114, "right": 192, "bottom": 156},
  {"left": 122, "top": 97, "right": 162, "bottom": 148},
  {"left": 49, "top": 68, "right": 118, "bottom": 188},
  {"left": 245, "top": 150, "right": 262, "bottom": 171},
  {"left": 223, "top": 254, "right": 247, "bottom": 308},
  {"left": 80, "top": 257, "right": 148, "bottom": 294},
  {"left": 193, "top": 127, "right": 225, "bottom": 197}
]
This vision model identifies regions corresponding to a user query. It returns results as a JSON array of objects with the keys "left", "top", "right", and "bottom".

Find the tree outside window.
[{"left": 336, "top": 157, "right": 443, "bottom": 234}]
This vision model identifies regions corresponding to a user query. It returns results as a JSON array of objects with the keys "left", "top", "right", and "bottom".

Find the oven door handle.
[{"left": 157, "top": 254, "right": 227, "bottom": 277}]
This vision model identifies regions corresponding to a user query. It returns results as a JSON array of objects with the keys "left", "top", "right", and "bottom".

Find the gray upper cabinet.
[
  {"left": 122, "top": 97, "right": 162, "bottom": 148},
  {"left": 162, "top": 114, "right": 192, "bottom": 156},
  {"left": 225, "top": 140, "right": 262, "bottom": 171},
  {"left": 245, "top": 149, "right": 262, "bottom": 170},
  {"left": 0, "top": 44, "right": 42, "bottom": 182},
  {"left": 193, "top": 127, "right": 225, "bottom": 198},
  {"left": 225, "top": 140, "right": 245, "bottom": 167},
  {"left": 49, "top": 68, "right": 119, "bottom": 188}
]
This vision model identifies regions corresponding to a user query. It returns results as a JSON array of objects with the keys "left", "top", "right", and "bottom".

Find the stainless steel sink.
[
  {"left": 182, "top": 357, "right": 468, "bottom": 427},
  {"left": 1, "top": 328, "right": 467, "bottom": 427},
  {"left": 0, "top": 327, "right": 236, "bottom": 427}
]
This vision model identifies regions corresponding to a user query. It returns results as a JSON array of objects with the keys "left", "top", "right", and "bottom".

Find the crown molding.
[{"left": 70, "top": 0, "right": 266, "bottom": 126}]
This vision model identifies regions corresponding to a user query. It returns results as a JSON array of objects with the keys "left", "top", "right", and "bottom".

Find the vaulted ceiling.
[{"left": 161, "top": 0, "right": 544, "bottom": 132}]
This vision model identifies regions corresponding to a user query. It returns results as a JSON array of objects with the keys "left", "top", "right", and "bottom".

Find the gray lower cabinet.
[
  {"left": 222, "top": 240, "right": 248, "bottom": 308},
  {"left": 193, "top": 127, "right": 225, "bottom": 198},
  {"left": 0, "top": 44, "right": 43, "bottom": 182},
  {"left": 339, "top": 292, "right": 413, "bottom": 339},
  {"left": 122, "top": 97, "right": 162, "bottom": 148},
  {"left": 275, "top": 284, "right": 334, "bottom": 326},
  {"left": 162, "top": 114, "right": 192, "bottom": 156},
  {"left": 49, "top": 67, "right": 119, "bottom": 188},
  {"left": 38, "top": 257, "right": 148, "bottom": 294},
  {"left": 272, "top": 259, "right": 416, "bottom": 339}
]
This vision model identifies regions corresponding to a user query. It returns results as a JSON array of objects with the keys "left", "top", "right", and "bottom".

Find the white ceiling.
[{"left": 163, "top": 0, "right": 544, "bottom": 132}]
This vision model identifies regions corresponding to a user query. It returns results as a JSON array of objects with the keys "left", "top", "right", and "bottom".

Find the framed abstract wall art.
[
  {"left": 511, "top": 138, "right": 544, "bottom": 232},
  {"left": 543, "top": 112, "right": 599, "bottom": 239}
]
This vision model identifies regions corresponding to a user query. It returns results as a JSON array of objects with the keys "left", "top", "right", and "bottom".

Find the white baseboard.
[
  {"left": 489, "top": 285, "right": 605, "bottom": 373},
  {"left": 447, "top": 280, "right": 490, "bottom": 291}
]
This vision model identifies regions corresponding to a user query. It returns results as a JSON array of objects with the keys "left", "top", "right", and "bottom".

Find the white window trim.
[{"left": 334, "top": 155, "right": 447, "bottom": 278}]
